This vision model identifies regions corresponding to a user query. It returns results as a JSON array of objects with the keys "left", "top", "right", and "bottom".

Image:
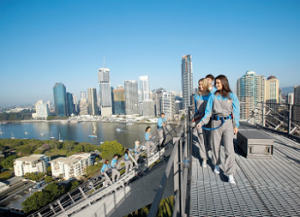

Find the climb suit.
[
  {"left": 200, "top": 92, "right": 240, "bottom": 175},
  {"left": 145, "top": 132, "right": 155, "bottom": 157},
  {"left": 111, "top": 158, "right": 120, "bottom": 182},
  {"left": 194, "top": 93, "right": 211, "bottom": 160},
  {"left": 124, "top": 153, "right": 133, "bottom": 173},
  {"left": 134, "top": 143, "right": 141, "bottom": 163},
  {"left": 101, "top": 163, "right": 112, "bottom": 186},
  {"left": 157, "top": 117, "right": 167, "bottom": 147}
]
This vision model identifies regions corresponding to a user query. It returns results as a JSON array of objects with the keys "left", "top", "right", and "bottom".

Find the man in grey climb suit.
[
  {"left": 111, "top": 155, "right": 120, "bottom": 183},
  {"left": 197, "top": 84, "right": 240, "bottom": 184},
  {"left": 157, "top": 113, "right": 167, "bottom": 148}
]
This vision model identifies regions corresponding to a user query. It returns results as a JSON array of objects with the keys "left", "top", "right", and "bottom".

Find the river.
[{"left": 0, "top": 121, "right": 156, "bottom": 149}]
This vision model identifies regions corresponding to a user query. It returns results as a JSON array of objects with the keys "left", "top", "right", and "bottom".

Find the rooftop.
[{"left": 14, "top": 154, "right": 47, "bottom": 163}]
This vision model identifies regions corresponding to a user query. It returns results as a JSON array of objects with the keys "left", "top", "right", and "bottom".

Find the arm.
[
  {"left": 231, "top": 92, "right": 240, "bottom": 129},
  {"left": 157, "top": 118, "right": 162, "bottom": 127},
  {"left": 199, "top": 94, "right": 214, "bottom": 126}
]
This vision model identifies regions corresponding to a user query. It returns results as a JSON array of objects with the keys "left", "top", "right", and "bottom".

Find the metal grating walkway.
[{"left": 190, "top": 124, "right": 300, "bottom": 217}]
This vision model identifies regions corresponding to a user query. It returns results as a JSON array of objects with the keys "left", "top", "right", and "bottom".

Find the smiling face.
[
  {"left": 199, "top": 80, "right": 204, "bottom": 92},
  {"left": 161, "top": 114, "right": 165, "bottom": 119},
  {"left": 206, "top": 78, "right": 213, "bottom": 86},
  {"left": 147, "top": 128, "right": 151, "bottom": 133},
  {"left": 215, "top": 79, "right": 223, "bottom": 90}
]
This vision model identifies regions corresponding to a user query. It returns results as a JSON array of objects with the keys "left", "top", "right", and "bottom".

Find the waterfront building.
[
  {"left": 181, "top": 55, "right": 193, "bottom": 109},
  {"left": 153, "top": 88, "right": 166, "bottom": 116},
  {"left": 162, "top": 92, "right": 175, "bottom": 120},
  {"left": 265, "top": 75, "right": 280, "bottom": 103},
  {"left": 175, "top": 100, "right": 181, "bottom": 114},
  {"left": 139, "top": 76, "right": 150, "bottom": 102},
  {"left": 143, "top": 100, "right": 155, "bottom": 117},
  {"left": 79, "top": 98, "right": 89, "bottom": 115},
  {"left": 32, "top": 100, "right": 49, "bottom": 119},
  {"left": 80, "top": 91, "right": 87, "bottom": 100},
  {"left": 13, "top": 154, "right": 50, "bottom": 177},
  {"left": 53, "top": 83, "right": 68, "bottom": 116},
  {"left": 87, "top": 88, "right": 99, "bottom": 115},
  {"left": 236, "top": 71, "right": 265, "bottom": 120},
  {"left": 124, "top": 80, "right": 139, "bottom": 115},
  {"left": 288, "top": 93, "right": 294, "bottom": 104},
  {"left": 293, "top": 86, "right": 300, "bottom": 126},
  {"left": 50, "top": 153, "right": 93, "bottom": 180},
  {"left": 98, "top": 68, "right": 112, "bottom": 117},
  {"left": 67, "top": 92, "right": 76, "bottom": 116},
  {"left": 113, "top": 85, "right": 125, "bottom": 115}
]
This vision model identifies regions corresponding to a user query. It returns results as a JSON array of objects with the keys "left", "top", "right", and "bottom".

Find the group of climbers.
[{"left": 100, "top": 113, "right": 168, "bottom": 187}]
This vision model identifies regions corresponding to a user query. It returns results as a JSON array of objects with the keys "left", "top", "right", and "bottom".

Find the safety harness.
[{"left": 201, "top": 114, "right": 233, "bottom": 131}]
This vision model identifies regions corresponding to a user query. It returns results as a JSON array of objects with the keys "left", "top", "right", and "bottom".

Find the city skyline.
[{"left": 1, "top": 1, "right": 300, "bottom": 107}]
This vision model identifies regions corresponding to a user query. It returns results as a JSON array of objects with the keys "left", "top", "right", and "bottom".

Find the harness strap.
[{"left": 201, "top": 115, "right": 232, "bottom": 131}]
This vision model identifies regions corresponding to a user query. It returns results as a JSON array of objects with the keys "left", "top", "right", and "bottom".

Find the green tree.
[
  {"left": 22, "top": 191, "right": 42, "bottom": 213},
  {"left": 70, "top": 181, "right": 80, "bottom": 190},
  {"left": 63, "top": 140, "right": 76, "bottom": 151},
  {"left": 85, "top": 163, "right": 103, "bottom": 177},
  {"left": 0, "top": 155, "right": 17, "bottom": 169},
  {"left": 73, "top": 144, "right": 84, "bottom": 152},
  {"left": 100, "top": 141, "right": 124, "bottom": 160},
  {"left": 45, "top": 176, "right": 53, "bottom": 183},
  {"left": 46, "top": 166, "right": 52, "bottom": 176},
  {"left": 0, "top": 171, "right": 12, "bottom": 181}
]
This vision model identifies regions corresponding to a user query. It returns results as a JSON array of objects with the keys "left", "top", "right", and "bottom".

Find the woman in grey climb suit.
[
  {"left": 197, "top": 75, "right": 240, "bottom": 184},
  {"left": 192, "top": 78, "right": 211, "bottom": 168}
]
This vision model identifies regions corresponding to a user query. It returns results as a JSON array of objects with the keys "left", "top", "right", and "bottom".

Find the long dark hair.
[
  {"left": 125, "top": 149, "right": 129, "bottom": 154},
  {"left": 214, "top": 75, "right": 232, "bottom": 98}
]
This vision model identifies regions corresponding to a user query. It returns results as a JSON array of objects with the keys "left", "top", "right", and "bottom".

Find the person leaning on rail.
[
  {"left": 145, "top": 126, "right": 155, "bottom": 158},
  {"left": 157, "top": 112, "right": 167, "bottom": 149},
  {"left": 192, "top": 78, "right": 212, "bottom": 168},
  {"left": 197, "top": 75, "right": 240, "bottom": 184},
  {"left": 101, "top": 159, "right": 111, "bottom": 187},
  {"left": 124, "top": 149, "right": 133, "bottom": 174},
  {"left": 111, "top": 154, "right": 120, "bottom": 183}
]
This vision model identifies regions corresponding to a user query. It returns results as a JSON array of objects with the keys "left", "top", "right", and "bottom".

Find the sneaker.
[
  {"left": 202, "top": 160, "right": 207, "bottom": 168},
  {"left": 150, "top": 152, "right": 154, "bottom": 156},
  {"left": 214, "top": 165, "right": 220, "bottom": 174},
  {"left": 228, "top": 175, "right": 236, "bottom": 184}
]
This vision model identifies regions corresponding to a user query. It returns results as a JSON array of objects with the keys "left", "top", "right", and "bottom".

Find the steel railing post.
[{"left": 288, "top": 103, "right": 292, "bottom": 135}]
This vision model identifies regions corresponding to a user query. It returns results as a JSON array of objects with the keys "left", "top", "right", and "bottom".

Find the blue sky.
[{"left": 0, "top": 0, "right": 300, "bottom": 107}]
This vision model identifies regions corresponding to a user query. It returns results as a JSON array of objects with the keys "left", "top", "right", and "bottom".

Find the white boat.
[
  {"left": 40, "top": 132, "right": 44, "bottom": 136},
  {"left": 50, "top": 132, "right": 55, "bottom": 139},
  {"left": 58, "top": 133, "right": 64, "bottom": 142},
  {"left": 25, "top": 129, "right": 28, "bottom": 135},
  {"left": 11, "top": 132, "right": 15, "bottom": 139},
  {"left": 0, "top": 127, "right": 3, "bottom": 135},
  {"left": 89, "top": 135, "right": 97, "bottom": 138},
  {"left": 126, "top": 121, "right": 133, "bottom": 125}
]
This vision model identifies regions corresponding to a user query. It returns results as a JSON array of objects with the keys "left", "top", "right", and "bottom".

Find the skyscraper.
[
  {"left": 87, "top": 88, "right": 98, "bottom": 115},
  {"left": 236, "top": 71, "right": 265, "bottom": 121},
  {"left": 73, "top": 95, "right": 78, "bottom": 114},
  {"left": 53, "top": 83, "right": 67, "bottom": 117},
  {"left": 153, "top": 88, "right": 166, "bottom": 116},
  {"left": 67, "top": 92, "right": 75, "bottom": 116},
  {"left": 142, "top": 100, "right": 155, "bottom": 117},
  {"left": 80, "top": 91, "right": 87, "bottom": 100},
  {"left": 113, "top": 85, "right": 125, "bottom": 115},
  {"left": 265, "top": 75, "right": 280, "bottom": 103},
  {"left": 162, "top": 92, "right": 175, "bottom": 120},
  {"left": 124, "top": 80, "right": 139, "bottom": 115},
  {"left": 32, "top": 100, "right": 49, "bottom": 119},
  {"left": 98, "top": 68, "right": 112, "bottom": 117},
  {"left": 79, "top": 98, "right": 89, "bottom": 115},
  {"left": 181, "top": 55, "right": 193, "bottom": 109},
  {"left": 139, "top": 76, "right": 150, "bottom": 102}
]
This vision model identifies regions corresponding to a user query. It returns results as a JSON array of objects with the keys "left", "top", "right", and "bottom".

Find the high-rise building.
[
  {"left": 153, "top": 88, "right": 166, "bottom": 116},
  {"left": 111, "top": 87, "right": 115, "bottom": 115},
  {"left": 293, "top": 86, "right": 300, "bottom": 126},
  {"left": 73, "top": 95, "right": 78, "bottom": 114},
  {"left": 162, "top": 92, "right": 175, "bottom": 120},
  {"left": 98, "top": 68, "right": 112, "bottom": 117},
  {"left": 139, "top": 76, "right": 150, "bottom": 102},
  {"left": 53, "top": 83, "right": 68, "bottom": 117},
  {"left": 124, "top": 80, "right": 139, "bottom": 115},
  {"left": 87, "top": 88, "right": 98, "bottom": 115},
  {"left": 32, "top": 100, "right": 49, "bottom": 119},
  {"left": 143, "top": 100, "right": 155, "bottom": 117},
  {"left": 67, "top": 92, "right": 75, "bottom": 116},
  {"left": 265, "top": 75, "right": 280, "bottom": 103},
  {"left": 181, "top": 55, "right": 193, "bottom": 109},
  {"left": 175, "top": 100, "right": 181, "bottom": 114},
  {"left": 80, "top": 91, "right": 87, "bottom": 100},
  {"left": 113, "top": 85, "right": 125, "bottom": 115},
  {"left": 79, "top": 98, "right": 89, "bottom": 115},
  {"left": 14, "top": 154, "right": 50, "bottom": 177},
  {"left": 236, "top": 71, "right": 265, "bottom": 121},
  {"left": 288, "top": 93, "right": 294, "bottom": 104}
]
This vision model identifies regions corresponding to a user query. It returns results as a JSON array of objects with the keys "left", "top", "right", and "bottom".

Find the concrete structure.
[
  {"left": 153, "top": 88, "right": 166, "bottom": 116},
  {"left": 32, "top": 100, "right": 49, "bottom": 119},
  {"left": 139, "top": 75, "right": 150, "bottom": 102},
  {"left": 113, "top": 85, "right": 125, "bottom": 115},
  {"left": 175, "top": 100, "right": 181, "bottom": 114},
  {"left": 13, "top": 154, "right": 50, "bottom": 177},
  {"left": 293, "top": 86, "right": 300, "bottom": 126},
  {"left": 236, "top": 71, "right": 265, "bottom": 120},
  {"left": 80, "top": 91, "right": 87, "bottom": 100},
  {"left": 142, "top": 100, "right": 155, "bottom": 117},
  {"left": 124, "top": 80, "right": 139, "bottom": 115},
  {"left": 98, "top": 68, "right": 112, "bottom": 116},
  {"left": 265, "top": 75, "right": 280, "bottom": 103},
  {"left": 181, "top": 55, "right": 193, "bottom": 109},
  {"left": 87, "top": 88, "right": 98, "bottom": 115},
  {"left": 162, "top": 92, "right": 175, "bottom": 120},
  {"left": 50, "top": 153, "right": 93, "bottom": 180},
  {"left": 53, "top": 83, "right": 68, "bottom": 117}
]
